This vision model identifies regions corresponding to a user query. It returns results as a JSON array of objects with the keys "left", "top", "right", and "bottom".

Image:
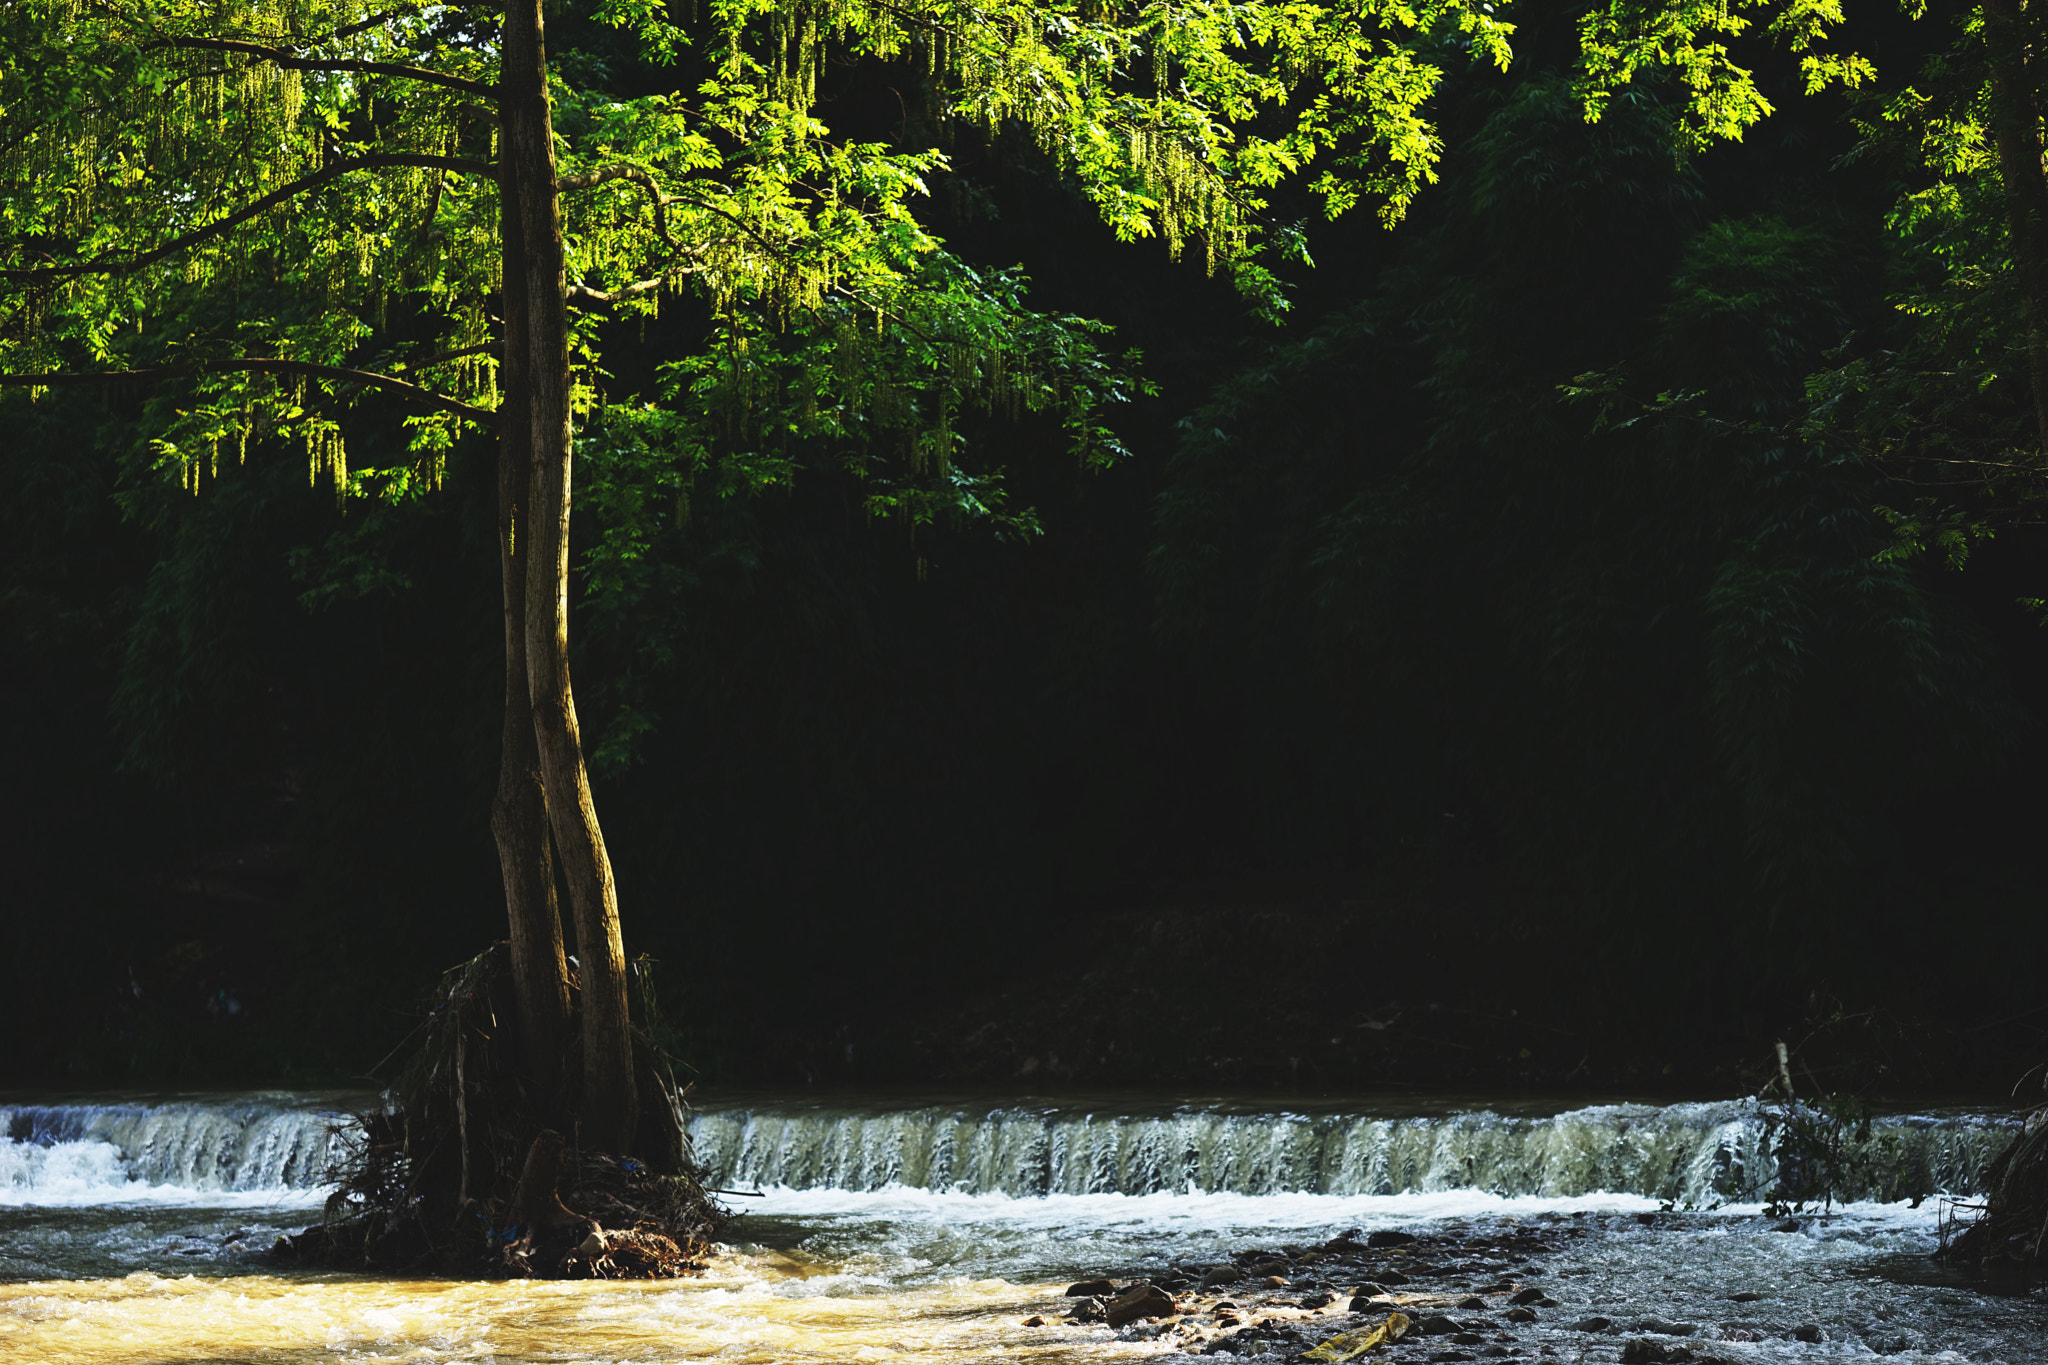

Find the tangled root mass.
[{"left": 280, "top": 946, "right": 731, "bottom": 1278}]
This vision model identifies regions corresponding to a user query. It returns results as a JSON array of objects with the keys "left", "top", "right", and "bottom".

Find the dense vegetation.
[{"left": 3, "top": 0, "right": 2044, "bottom": 1095}]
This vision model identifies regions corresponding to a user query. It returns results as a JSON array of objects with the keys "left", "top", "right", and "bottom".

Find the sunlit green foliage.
[
  {"left": 585, "top": 255, "right": 1145, "bottom": 562},
  {"left": 4, "top": 0, "right": 1851, "bottom": 508},
  {"left": 1574, "top": 0, "right": 1876, "bottom": 148},
  {"left": 0, "top": 0, "right": 1518, "bottom": 514},
  {"left": 1797, "top": 5, "right": 2048, "bottom": 536},
  {"left": 1, "top": 2, "right": 502, "bottom": 493}
]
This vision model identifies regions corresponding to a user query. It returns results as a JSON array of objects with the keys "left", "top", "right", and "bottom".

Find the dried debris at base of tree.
[
  {"left": 276, "top": 944, "right": 730, "bottom": 1278},
  {"left": 494, "top": 1128, "right": 713, "bottom": 1280},
  {"left": 1940, "top": 1098, "right": 2048, "bottom": 1268}
]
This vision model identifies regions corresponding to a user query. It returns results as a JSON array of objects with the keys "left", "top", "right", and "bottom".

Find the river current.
[{"left": 1, "top": 1091, "right": 2041, "bottom": 1364}]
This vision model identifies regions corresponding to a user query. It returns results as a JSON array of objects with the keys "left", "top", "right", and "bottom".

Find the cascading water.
[
  {"left": 685, "top": 1097, "right": 2009, "bottom": 1205},
  {"left": 0, "top": 1095, "right": 356, "bottom": 1203},
  {"left": 0, "top": 1092, "right": 2011, "bottom": 1207},
  {"left": 2, "top": 1091, "right": 2039, "bottom": 1364}
]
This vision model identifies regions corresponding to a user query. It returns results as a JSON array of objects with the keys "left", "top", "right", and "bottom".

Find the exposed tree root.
[{"left": 278, "top": 945, "right": 730, "bottom": 1277}]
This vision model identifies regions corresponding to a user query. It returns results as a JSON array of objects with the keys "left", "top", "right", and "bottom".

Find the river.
[{"left": 1, "top": 1091, "right": 2041, "bottom": 1363}]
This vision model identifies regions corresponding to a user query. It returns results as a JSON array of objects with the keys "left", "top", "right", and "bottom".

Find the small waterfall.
[
  {"left": 1, "top": 1098, "right": 357, "bottom": 1200},
  {"left": 1, "top": 1093, "right": 2013, "bottom": 1207},
  {"left": 685, "top": 1099, "right": 2014, "bottom": 1205}
]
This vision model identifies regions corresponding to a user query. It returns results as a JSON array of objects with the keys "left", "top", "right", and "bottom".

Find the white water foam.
[
  {"left": 686, "top": 1098, "right": 2013, "bottom": 1204},
  {"left": 0, "top": 1098, "right": 354, "bottom": 1207},
  {"left": 0, "top": 1093, "right": 2014, "bottom": 1216},
  {"left": 737, "top": 1182, "right": 1958, "bottom": 1239}
]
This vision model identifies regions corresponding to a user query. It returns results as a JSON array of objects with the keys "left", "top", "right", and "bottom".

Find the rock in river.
[
  {"left": 1636, "top": 1318, "right": 1697, "bottom": 1336},
  {"left": 1105, "top": 1284, "right": 1177, "bottom": 1327}
]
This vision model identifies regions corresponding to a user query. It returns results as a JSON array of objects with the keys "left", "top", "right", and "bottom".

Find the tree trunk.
[
  {"left": 502, "top": 0, "right": 638, "bottom": 1154},
  {"left": 489, "top": 134, "right": 572, "bottom": 1107},
  {"left": 1984, "top": 0, "right": 2048, "bottom": 455}
]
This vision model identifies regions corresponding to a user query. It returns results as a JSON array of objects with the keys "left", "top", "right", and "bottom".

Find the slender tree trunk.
[
  {"left": 503, "top": 0, "right": 638, "bottom": 1153},
  {"left": 490, "top": 140, "right": 572, "bottom": 1106},
  {"left": 1984, "top": 0, "right": 2048, "bottom": 454}
]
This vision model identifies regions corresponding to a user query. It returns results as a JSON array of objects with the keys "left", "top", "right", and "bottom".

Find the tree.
[
  {"left": 0, "top": 0, "right": 1881, "bottom": 1149},
  {"left": 1795, "top": 0, "right": 2048, "bottom": 504}
]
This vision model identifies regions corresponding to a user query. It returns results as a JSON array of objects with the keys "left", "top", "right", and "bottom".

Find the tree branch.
[
  {"left": 558, "top": 164, "right": 788, "bottom": 258},
  {"left": 0, "top": 358, "right": 498, "bottom": 424},
  {"left": 568, "top": 277, "right": 676, "bottom": 307},
  {"left": 0, "top": 154, "right": 498, "bottom": 284},
  {"left": 145, "top": 35, "right": 496, "bottom": 99},
  {"left": 558, "top": 165, "right": 685, "bottom": 252},
  {"left": 555, "top": 165, "right": 649, "bottom": 193},
  {"left": 323, "top": 4, "right": 432, "bottom": 46}
]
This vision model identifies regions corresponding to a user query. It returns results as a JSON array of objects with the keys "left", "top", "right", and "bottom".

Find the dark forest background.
[{"left": 5, "top": 0, "right": 2045, "bottom": 1097}]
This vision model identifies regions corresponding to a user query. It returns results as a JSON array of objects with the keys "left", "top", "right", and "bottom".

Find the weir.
[
  {"left": 685, "top": 1098, "right": 2012, "bottom": 1205},
  {"left": 1, "top": 1097, "right": 354, "bottom": 1197},
  {"left": 0, "top": 1093, "right": 2015, "bottom": 1206}
]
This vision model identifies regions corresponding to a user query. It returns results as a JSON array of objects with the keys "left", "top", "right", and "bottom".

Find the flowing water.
[{"left": 1, "top": 1091, "right": 2041, "bottom": 1364}]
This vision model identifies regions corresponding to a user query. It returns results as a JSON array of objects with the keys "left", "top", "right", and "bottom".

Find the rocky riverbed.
[{"left": 1015, "top": 1212, "right": 2040, "bottom": 1362}]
